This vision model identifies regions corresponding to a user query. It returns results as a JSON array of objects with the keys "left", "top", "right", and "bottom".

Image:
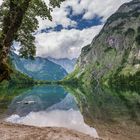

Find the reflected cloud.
[{"left": 6, "top": 109, "right": 98, "bottom": 138}]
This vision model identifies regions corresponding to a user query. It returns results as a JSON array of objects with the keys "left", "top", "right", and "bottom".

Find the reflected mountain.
[
  {"left": 46, "top": 94, "right": 78, "bottom": 112},
  {"left": 7, "top": 85, "right": 69, "bottom": 116},
  {"left": 65, "top": 85, "right": 140, "bottom": 140},
  {"left": 0, "top": 84, "right": 140, "bottom": 139},
  {"left": 3, "top": 85, "right": 98, "bottom": 138}
]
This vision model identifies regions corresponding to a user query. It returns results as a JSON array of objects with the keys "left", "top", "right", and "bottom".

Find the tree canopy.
[
  {"left": 0, "top": 0, "right": 65, "bottom": 58},
  {"left": 0, "top": 0, "right": 65, "bottom": 82}
]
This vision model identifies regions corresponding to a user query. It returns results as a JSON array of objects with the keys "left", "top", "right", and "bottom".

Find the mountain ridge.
[
  {"left": 11, "top": 53, "right": 67, "bottom": 81},
  {"left": 47, "top": 57, "right": 77, "bottom": 73},
  {"left": 66, "top": 0, "right": 140, "bottom": 87}
]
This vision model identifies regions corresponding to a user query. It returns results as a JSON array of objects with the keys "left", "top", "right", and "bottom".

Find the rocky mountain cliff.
[
  {"left": 47, "top": 57, "right": 77, "bottom": 73},
  {"left": 67, "top": 0, "right": 140, "bottom": 86}
]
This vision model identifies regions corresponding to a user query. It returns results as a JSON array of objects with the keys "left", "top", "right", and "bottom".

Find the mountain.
[
  {"left": 67, "top": 0, "right": 140, "bottom": 87},
  {"left": 11, "top": 53, "right": 67, "bottom": 81},
  {"left": 47, "top": 57, "right": 77, "bottom": 73}
]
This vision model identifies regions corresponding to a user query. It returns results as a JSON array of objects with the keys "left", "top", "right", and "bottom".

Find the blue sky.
[{"left": 40, "top": 14, "right": 103, "bottom": 33}]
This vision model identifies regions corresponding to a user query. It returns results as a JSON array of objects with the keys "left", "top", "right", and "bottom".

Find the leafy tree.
[{"left": 0, "top": 0, "right": 65, "bottom": 82}]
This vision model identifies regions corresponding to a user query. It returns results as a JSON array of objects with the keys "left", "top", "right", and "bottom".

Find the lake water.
[{"left": 0, "top": 85, "right": 140, "bottom": 139}]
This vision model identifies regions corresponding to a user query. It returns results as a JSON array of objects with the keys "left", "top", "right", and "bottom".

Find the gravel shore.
[{"left": 0, "top": 122, "right": 101, "bottom": 140}]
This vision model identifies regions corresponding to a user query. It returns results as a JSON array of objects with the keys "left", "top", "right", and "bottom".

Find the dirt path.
[{"left": 0, "top": 122, "right": 101, "bottom": 140}]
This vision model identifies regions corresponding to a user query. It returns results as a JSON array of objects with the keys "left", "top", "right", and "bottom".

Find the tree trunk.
[{"left": 0, "top": 0, "right": 31, "bottom": 82}]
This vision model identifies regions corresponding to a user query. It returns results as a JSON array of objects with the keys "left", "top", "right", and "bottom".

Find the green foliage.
[
  {"left": 109, "top": 71, "right": 140, "bottom": 89},
  {"left": 0, "top": 0, "right": 65, "bottom": 58},
  {"left": 9, "top": 70, "right": 34, "bottom": 86},
  {"left": 0, "top": 57, "right": 34, "bottom": 87},
  {"left": 104, "top": 47, "right": 113, "bottom": 53}
]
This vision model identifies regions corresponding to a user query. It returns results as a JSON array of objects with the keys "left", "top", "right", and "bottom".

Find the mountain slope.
[
  {"left": 11, "top": 53, "right": 67, "bottom": 81},
  {"left": 0, "top": 59, "right": 34, "bottom": 87},
  {"left": 67, "top": 0, "right": 140, "bottom": 86},
  {"left": 47, "top": 57, "right": 77, "bottom": 73}
]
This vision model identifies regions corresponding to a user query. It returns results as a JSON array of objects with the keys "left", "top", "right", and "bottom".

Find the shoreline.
[{"left": 0, "top": 121, "right": 101, "bottom": 140}]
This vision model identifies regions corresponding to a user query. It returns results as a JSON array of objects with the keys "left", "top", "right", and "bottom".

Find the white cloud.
[
  {"left": 2, "top": 0, "right": 131, "bottom": 59},
  {"left": 37, "top": 0, "right": 77, "bottom": 30},
  {"left": 60, "top": 0, "right": 131, "bottom": 20},
  {"left": 35, "top": 25, "right": 103, "bottom": 59},
  {"left": 38, "top": 0, "right": 131, "bottom": 29},
  {"left": 0, "top": 0, "right": 3, "bottom": 6},
  {"left": 80, "top": 0, "right": 132, "bottom": 21},
  {"left": 35, "top": 0, "right": 132, "bottom": 59}
]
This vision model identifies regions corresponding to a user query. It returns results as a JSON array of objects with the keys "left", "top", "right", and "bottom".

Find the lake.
[{"left": 0, "top": 85, "right": 140, "bottom": 140}]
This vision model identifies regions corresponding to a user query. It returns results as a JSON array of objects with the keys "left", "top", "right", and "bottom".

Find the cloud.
[
  {"left": 35, "top": 0, "right": 132, "bottom": 59},
  {"left": 80, "top": 0, "right": 132, "bottom": 21},
  {"left": 1, "top": 0, "right": 131, "bottom": 59},
  {"left": 37, "top": 0, "right": 77, "bottom": 30},
  {"left": 38, "top": 0, "right": 131, "bottom": 29},
  {"left": 35, "top": 25, "right": 103, "bottom": 59},
  {"left": 0, "top": 0, "right": 3, "bottom": 6}
]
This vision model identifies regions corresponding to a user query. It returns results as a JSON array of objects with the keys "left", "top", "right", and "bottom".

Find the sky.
[{"left": 0, "top": 0, "right": 131, "bottom": 59}]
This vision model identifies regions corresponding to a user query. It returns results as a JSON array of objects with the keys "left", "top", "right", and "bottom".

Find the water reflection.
[
  {"left": 0, "top": 84, "right": 140, "bottom": 139},
  {"left": 1, "top": 85, "right": 98, "bottom": 138},
  {"left": 68, "top": 86, "right": 140, "bottom": 124},
  {"left": 65, "top": 85, "right": 140, "bottom": 140},
  {"left": 6, "top": 110, "right": 98, "bottom": 137},
  {"left": 7, "top": 85, "right": 75, "bottom": 116}
]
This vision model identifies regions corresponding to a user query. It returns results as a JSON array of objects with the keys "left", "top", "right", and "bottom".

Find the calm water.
[{"left": 0, "top": 85, "right": 140, "bottom": 138}]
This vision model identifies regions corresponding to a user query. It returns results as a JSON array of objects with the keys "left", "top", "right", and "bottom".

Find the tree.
[{"left": 0, "top": 0, "right": 65, "bottom": 82}]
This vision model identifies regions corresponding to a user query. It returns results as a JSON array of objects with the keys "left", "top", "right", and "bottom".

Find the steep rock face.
[
  {"left": 47, "top": 57, "right": 77, "bottom": 73},
  {"left": 11, "top": 53, "right": 67, "bottom": 81},
  {"left": 71, "top": 0, "right": 140, "bottom": 86}
]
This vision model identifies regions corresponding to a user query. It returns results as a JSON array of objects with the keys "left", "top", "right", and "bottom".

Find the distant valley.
[
  {"left": 47, "top": 57, "right": 77, "bottom": 73},
  {"left": 11, "top": 53, "right": 69, "bottom": 81}
]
